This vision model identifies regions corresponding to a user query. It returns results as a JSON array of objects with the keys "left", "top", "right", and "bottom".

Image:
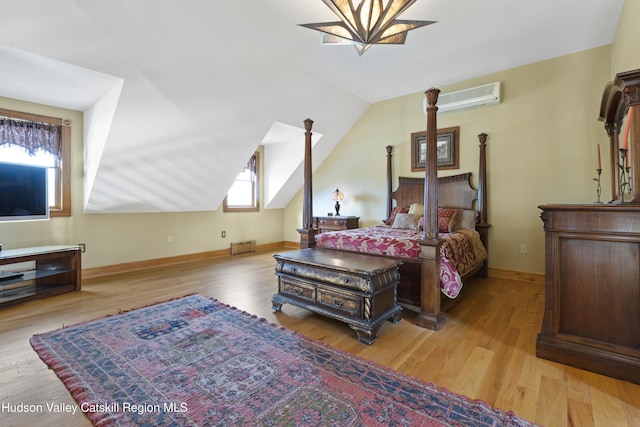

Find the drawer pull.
[
  {"left": 342, "top": 278, "right": 349, "bottom": 284},
  {"left": 291, "top": 267, "right": 297, "bottom": 273},
  {"left": 293, "top": 288, "right": 303, "bottom": 295},
  {"left": 332, "top": 297, "right": 344, "bottom": 307}
]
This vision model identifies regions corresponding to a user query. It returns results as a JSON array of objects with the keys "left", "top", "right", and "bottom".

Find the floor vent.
[{"left": 231, "top": 240, "right": 256, "bottom": 255}]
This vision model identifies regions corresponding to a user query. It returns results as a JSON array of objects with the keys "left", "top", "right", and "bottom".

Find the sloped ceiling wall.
[{"left": 0, "top": 0, "right": 624, "bottom": 213}]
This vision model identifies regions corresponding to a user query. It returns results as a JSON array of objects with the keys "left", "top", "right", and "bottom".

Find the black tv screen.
[{"left": 0, "top": 162, "right": 49, "bottom": 222}]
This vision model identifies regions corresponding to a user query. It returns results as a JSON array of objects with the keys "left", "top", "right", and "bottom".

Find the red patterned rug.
[{"left": 31, "top": 294, "right": 536, "bottom": 426}]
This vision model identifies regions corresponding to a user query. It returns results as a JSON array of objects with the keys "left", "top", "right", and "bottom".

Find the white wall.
[
  {"left": 284, "top": 45, "right": 612, "bottom": 275},
  {"left": 0, "top": 96, "right": 285, "bottom": 269},
  {"left": 3, "top": 0, "right": 637, "bottom": 274},
  {"left": 612, "top": 0, "right": 640, "bottom": 74}
]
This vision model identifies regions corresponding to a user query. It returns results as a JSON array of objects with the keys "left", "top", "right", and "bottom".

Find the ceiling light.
[{"left": 300, "top": 0, "right": 436, "bottom": 56}]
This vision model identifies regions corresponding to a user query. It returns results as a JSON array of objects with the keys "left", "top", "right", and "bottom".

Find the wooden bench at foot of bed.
[{"left": 272, "top": 248, "right": 403, "bottom": 344}]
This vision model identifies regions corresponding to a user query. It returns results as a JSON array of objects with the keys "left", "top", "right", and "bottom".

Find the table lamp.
[{"left": 331, "top": 188, "right": 344, "bottom": 216}]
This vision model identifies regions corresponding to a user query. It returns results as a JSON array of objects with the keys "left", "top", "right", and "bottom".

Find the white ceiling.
[{"left": 0, "top": 0, "right": 624, "bottom": 213}]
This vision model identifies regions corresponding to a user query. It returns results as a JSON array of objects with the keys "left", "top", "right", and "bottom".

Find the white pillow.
[{"left": 459, "top": 209, "right": 477, "bottom": 230}]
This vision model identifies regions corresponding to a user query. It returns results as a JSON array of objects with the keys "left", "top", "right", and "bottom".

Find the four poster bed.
[{"left": 297, "top": 88, "right": 490, "bottom": 331}]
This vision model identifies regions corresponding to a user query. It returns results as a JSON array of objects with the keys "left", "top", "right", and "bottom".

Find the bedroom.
[{"left": 1, "top": 1, "right": 640, "bottom": 426}]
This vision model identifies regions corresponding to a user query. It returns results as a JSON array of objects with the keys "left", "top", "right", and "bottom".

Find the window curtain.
[
  {"left": 0, "top": 118, "right": 61, "bottom": 157},
  {"left": 245, "top": 154, "right": 257, "bottom": 177}
]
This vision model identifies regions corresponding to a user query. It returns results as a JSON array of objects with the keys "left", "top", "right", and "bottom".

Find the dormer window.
[{"left": 223, "top": 152, "right": 259, "bottom": 212}]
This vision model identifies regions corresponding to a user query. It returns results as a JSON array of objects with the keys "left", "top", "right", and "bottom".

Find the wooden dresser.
[
  {"left": 537, "top": 204, "right": 640, "bottom": 384},
  {"left": 313, "top": 216, "right": 359, "bottom": 233},
  {"left": 272, "top": 248, "right": 402, "bottom": 344}
]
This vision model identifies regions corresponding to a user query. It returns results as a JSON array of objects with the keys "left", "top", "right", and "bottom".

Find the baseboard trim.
[
  {"left": 488, "top": 267, "right": 544, "bottom": 284},
  {"left": 83, "top": 241, "right": 287, "bottom": 281},
  {"left": 83, "top": 243, "right": 544, "bottom": 285}
]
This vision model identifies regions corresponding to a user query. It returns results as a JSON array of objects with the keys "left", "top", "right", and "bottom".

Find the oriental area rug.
[{"left": 30, "top": 294, "right": 536, "bottom": 426}]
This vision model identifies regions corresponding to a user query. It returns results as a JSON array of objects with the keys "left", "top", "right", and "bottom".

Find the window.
[
  {"left": 0, "top": 108, "right": 71, "bottom": 217},
  {"left": 223, "top": 152, "right": 259, "bottom": 212}
]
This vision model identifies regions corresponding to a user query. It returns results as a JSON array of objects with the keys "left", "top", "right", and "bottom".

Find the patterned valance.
[
  {"left": 0, "top": 118, "right": 61, "bottom": 157},
  {"left": 245, "top": 153, "right": 257, "bottom": 175}
]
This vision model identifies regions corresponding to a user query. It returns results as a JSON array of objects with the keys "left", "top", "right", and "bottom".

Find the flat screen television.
[{"left": 0, "top": 162, "right": 49, "bottom": 222}]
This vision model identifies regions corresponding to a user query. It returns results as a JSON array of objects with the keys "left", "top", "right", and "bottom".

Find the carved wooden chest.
[{"left": 272, "top": 248, "right": 402, "bottom": 344}]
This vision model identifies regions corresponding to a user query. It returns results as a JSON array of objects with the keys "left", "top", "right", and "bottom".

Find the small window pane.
[
  {"left": 223, "top": 153, "right": 259, "bottom": 212},
  {"left": 227, "top": 180, "right": 253, "bottom": 206}
]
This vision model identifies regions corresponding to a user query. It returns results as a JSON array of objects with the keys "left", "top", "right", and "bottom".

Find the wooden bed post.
[
  {"left": 476, "top": 133, "right": 491, "bottom": 277},
  {"left": 422, "top": 88, "right": 440, "bottom": 241},
  {"left": 386, "top": 145, "right": 393, "bottom": 219},
  {"left": 416, "top": 87, "right": 446, "bottom": 331},
  {"left": 298, "top": 118, "right": 317, "bottom": 248}
]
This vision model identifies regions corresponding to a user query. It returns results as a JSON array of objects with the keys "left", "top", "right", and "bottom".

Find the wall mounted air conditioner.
[{"left": 424, "top": 81, "right": 501, "bottom": 114}]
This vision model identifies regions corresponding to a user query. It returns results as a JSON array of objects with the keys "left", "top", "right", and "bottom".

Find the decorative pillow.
[
  {"left": 459, "top": 209, "right": 477, "bottom": 230},
  {"left": 384, "top": 206, "right": 409, "bottom": 226},
  {"left": 408, "top": 203, "right": 424, "bottom": 215},
  {"left": 391, "top": 213, "right": 423, "bottom": 230},
  {"left": 438, "top": 208, "right": 462, "bottom": 232}
]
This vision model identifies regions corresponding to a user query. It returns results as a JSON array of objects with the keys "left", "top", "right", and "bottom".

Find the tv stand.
[{"left": 0, "top": 246, "right": 81, "bottom": 308}]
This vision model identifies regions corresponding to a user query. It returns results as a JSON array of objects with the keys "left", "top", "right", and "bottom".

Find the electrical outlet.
[
  {"left": 78, "top": 243, "right": 86, "bottom": 252},
  {"left": 221, "top": 231, "right": 226, "bottom": 238},
  {"left": 168, "top": 235, "right": 173, "bottom": 243},
  {"left": 520, "top": 244, "right": 527, "bottom": 254}
]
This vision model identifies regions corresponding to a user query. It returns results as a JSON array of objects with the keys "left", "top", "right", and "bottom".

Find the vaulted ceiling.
[{"left": 0, "top": 0, "right": 624, "bottom": 213}]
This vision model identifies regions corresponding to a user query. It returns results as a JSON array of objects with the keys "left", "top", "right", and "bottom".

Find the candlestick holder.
[
  {"left": 618, "top": 148, "right": 632, "bottom": 203},
  {"left": 593, "top": 168, "right": 603, "bottom": 203}
]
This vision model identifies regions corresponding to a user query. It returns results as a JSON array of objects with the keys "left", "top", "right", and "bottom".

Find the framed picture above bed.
[{"left": 411, "top": 126, "right": 460, "bottom": 171}]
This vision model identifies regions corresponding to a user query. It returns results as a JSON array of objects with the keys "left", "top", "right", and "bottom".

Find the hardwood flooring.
[{"left": 1, "top": 248, "right": 639, "bottom": 426}]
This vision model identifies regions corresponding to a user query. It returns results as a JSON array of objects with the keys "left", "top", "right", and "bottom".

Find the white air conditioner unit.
[{"left": 424, "top": 82, "right": 501, "bottom": 114}]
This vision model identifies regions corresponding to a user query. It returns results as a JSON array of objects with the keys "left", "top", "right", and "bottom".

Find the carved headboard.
[
  {"left": 391, "top": 173, "right": 478, "bottom": 211},
  {"left": 384, "top": 133, "right": 489, "bottom": 251}
]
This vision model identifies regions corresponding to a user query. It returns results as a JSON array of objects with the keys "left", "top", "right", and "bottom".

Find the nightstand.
[{"left": 313, "top": 216, "right": 359, "bottom": 234}]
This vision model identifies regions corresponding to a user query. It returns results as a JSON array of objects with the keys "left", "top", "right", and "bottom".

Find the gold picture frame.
[{"left": 411, "top": 126, "right": 460, "bottom": 171}]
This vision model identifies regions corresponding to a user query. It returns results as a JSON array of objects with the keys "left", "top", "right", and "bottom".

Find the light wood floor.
[{"left": 1, "top": 248, "right": 639, "bottom": 427}]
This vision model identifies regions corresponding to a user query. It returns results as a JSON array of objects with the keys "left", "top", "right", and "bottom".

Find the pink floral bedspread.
[{"left": 315, "top": 226, "right": 487, "bottom": 298}]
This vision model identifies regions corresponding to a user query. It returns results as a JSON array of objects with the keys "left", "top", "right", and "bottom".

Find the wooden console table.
[
  {"left": 0, "top": 246, "right": 81, "bottom": 308},
  {"left": 537, "top": 205, "right": 640, "bottom": 384},
  {"left": 272, "top": 248, "right": 402, "bottom": 344}
]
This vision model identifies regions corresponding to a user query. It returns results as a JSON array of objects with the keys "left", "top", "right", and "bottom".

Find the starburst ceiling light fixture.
[{"left": 300, "top": 0, "right": 436, "bottom": 56}]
